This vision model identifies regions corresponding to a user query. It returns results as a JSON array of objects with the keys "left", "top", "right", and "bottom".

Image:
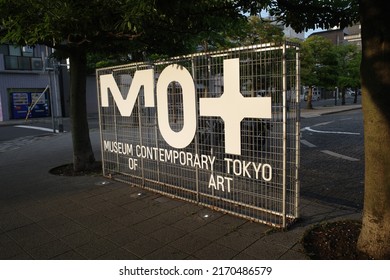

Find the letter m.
[{"left": 100, "top": 69, "right": 154, "bottom": 116}]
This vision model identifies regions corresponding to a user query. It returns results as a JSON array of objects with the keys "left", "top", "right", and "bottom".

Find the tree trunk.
[
  {"left": 306, "top": 86, "right": 313, "bottom": 109},
  {"left": 341, "top": 88, "right": 346, "bottom": 105},
  {"left": 357, "top": 0, "right": 390, "bottom": 259},
  {"left": 69, "top": 50, "right": 96, "bottom": 171}
]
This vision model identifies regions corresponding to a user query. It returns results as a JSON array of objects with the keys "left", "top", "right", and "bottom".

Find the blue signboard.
[
  {"left": 11, "top": 92, "right": 29, "bottom": 119},
  {"left": 10, "top": 91, "right": 50, "bottom": 119}
]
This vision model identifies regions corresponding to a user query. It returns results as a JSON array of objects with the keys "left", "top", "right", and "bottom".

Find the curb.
[{"left": 301, "top": 105, "right": 362, "bottom": 118}]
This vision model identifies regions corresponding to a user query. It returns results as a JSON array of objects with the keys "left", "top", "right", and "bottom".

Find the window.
[
  {"left": 31, "top": 58, "right": 43, "bottom": 70},
  {"left": 2, "top": 44, "right": 43, "bottom": 71},
  {"left": 4, "top": 56, "right": 18, "bottom": 70},
  {"left": 0, "top": 45, "right": 9, "bottom": 55},
  {"left": 18, "top": 57, "right": 31, "bottom": 70},
  {"left": 9, "top": 45, "right": 21, "bottom": 56}
]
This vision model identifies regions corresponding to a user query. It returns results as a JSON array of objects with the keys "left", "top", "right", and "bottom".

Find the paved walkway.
[
  {"left": 0, "top": 104, "right": 362, "bottom": 260},
  {"left": 301, "top": 104, "right": 362, "bottom": 118}
]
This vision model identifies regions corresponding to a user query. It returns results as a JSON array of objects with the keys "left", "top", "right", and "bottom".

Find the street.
[
  {"left": 0, "top": 125, "right": 52, "bottom": 142},
  {"left": 300, "top": 109, "right": 364, "bottom": 209},
  {"left": 0, "top": 117, "right": 99, "bottom": 141}
]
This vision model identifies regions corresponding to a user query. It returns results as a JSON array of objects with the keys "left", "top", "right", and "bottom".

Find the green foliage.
[
  {"left": 86, "top": 53, "right": 132, "bottom": 73},
  {"left": 267, "top": 0, "right": 359, "bottom": 32},
  {"left": 336, "top": 44, "right": 361, "bottom": 89},
  {"left": 300, "top": 35, "right": 361, "bottom": 91},
  {"left": 230, "top": 16, "right": 285, "bottom": 46},
  {"left": 0, "top": 0, "right": 258, "bottom": 58},
  {"left": 5, "top": 1, "right": 361, "bottom": 63},
  {"left": 0, "top": 0, "right": 150, "bottom": 55},
  {"left": 199, "top": 15, "right": 285, "bottom": 51},
  {"left": 301, "top": 36, "right": 339, "bottom": 89}
]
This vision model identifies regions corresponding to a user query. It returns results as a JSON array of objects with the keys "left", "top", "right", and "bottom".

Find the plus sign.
[{"left": 199, "top": 58, "right": 272, "bottom": 155}]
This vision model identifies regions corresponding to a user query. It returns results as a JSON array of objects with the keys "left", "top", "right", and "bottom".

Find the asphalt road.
[
  {"left": 0, "top": 117, "right": 99, "bottom": 142},
  {"left": 300, "top": 109, "right": 364, "bottom": 209},
  {"left": 0, "top": 125, "right": 50, "bottom": 142}
]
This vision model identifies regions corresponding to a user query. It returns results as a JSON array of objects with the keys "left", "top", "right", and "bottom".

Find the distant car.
[
  {"left": 304, "top": 91, "right": 321, "bottom": 101},
  {"left": 346, "top": 89, "right": 355, "bottom": 96}
]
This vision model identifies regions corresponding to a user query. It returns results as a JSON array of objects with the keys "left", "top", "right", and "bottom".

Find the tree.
[
  {"left": 0, "top": 0, "right": 152, "bottom": 171},
  {"left": 257, "top": 0, "right": 390, "bottom": 259},
  {"left": 300, "top": 38, "right": 317, "bottom": 109},
  {"left": 355, "top": 0, "right": 390, "bottom": 259},
  {"left": 335, "top": 44, "right": 361, "bottom": 105},
  {"left": 0, "top": 0, "right": 254, "bottom": 171},
  {"left": 301, "top": 35, "right": 338, "bottom": 109},
  {"left": 348, "top": 46, "right": 362, "bottom": 104},
  {"left": 193, "top": 14, "right": 285, "bottom": 52},
  {"left": 232, "top": 15, "right": 285, "bottom": 46}
]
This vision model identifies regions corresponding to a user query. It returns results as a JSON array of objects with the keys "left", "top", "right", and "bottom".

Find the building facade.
[
  {"left": 309, "top": 24, "right": 362, "bottom": 50},
  {"left": 344, "top": 24, "right": 362, "bottom": 50},
  {"left": 0, "top": 44, "right": 60, "bottom": 121}
]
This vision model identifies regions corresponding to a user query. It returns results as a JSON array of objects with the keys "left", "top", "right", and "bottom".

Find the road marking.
[
  {"left": 302, "top": 126, "right": 360, "bottom": 135},
  {"left": 301, "top": 114, "right": 321, "bottom": 118},
  {"left": 300, "top": 139, "right": 317, "bottom": 148},
  {"left": 14, "top": 125, "right": 63, "bottom": 133},
  {"left": 312, "top": 121, "right": 334, "bottom": 127},
  {"left": 321, "top": 150, "right": 360, "bottom": 161}
]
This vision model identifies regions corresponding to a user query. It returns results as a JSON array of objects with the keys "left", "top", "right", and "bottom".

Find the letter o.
[
  {"left": 262, "top": 164, "right": 272, "bottom": 182},
  {"left": 157, "top": 64, "right": 196, "bottom": 149}
]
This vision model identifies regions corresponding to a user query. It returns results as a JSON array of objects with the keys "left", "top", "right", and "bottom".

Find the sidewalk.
[
  {"left": 301, "top": 104, "right": 362, "bottom": 118},
  {"left": 0, "top": 104, "right": 362, "bottom": 260}
]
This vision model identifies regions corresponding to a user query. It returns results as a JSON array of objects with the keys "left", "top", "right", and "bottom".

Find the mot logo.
[{"left": 99, "top": 58, "right": 272, "bottom": 155}]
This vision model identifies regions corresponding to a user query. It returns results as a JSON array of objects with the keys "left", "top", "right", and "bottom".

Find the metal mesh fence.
[{"left": 97, "top": 42, "right": 300, "bottom": 228}]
